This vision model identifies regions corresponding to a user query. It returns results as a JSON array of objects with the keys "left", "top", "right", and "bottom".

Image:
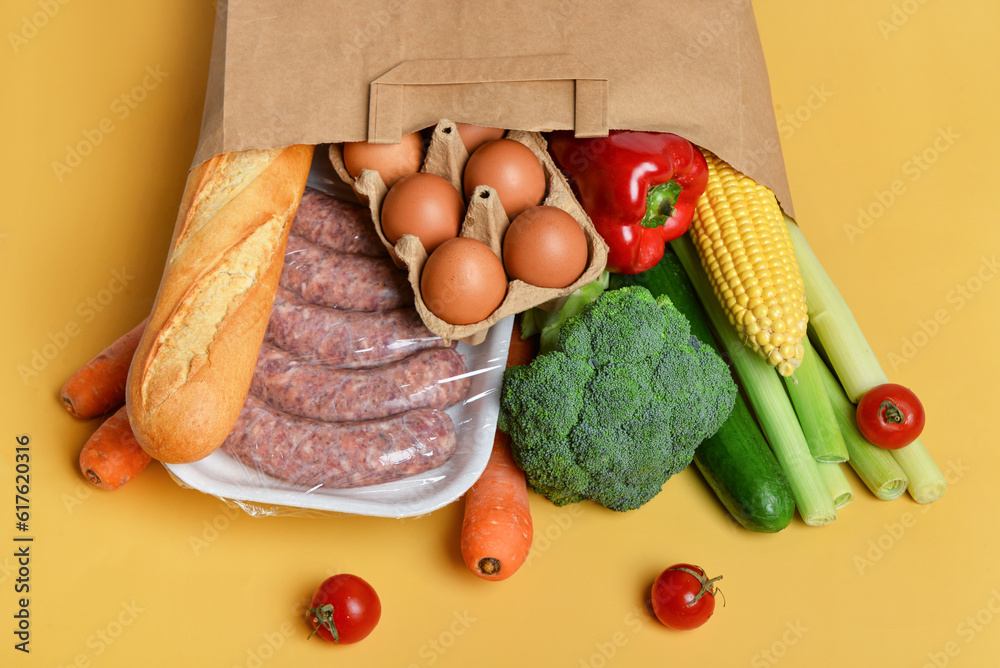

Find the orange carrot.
[
  {"left": 60, "top": 318, "right": 147, "bottom": 419},
  {"left": 79, "top": 406, "right": 152, "bottom": 490},
  {"left": 460, "top": 319, "right": 537, "bottom": 581}
]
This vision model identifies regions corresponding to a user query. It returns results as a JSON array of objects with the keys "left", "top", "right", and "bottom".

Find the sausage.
[
  {"left": 280, "top": 233, "right": 413, "bottom": 311},
  {"left": 265, "top": 287, "right": 451, "bottom": 369},
  {"left": 250, "top": 343, "right": 470, "bottom": 422},
  {"left": 221, "top": 395, "right": 457, "bottom": 489},
  {"left": 290, "top": 187, "right": 385, "bottom": 256}
]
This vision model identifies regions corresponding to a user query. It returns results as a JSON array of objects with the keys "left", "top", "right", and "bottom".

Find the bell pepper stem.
[{"left": 640, "top": 181, "right": 683, "bottom": 229}]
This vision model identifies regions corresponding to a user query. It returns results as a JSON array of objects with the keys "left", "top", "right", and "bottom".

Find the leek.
[
  {"left": 672, "top": 235, "right": 836, "bottom": 526},
  {"left": 782, "top": 336, "right": 848, "bottom": 463},
  {"left": 785, "top": 215, "right": 888, "bottom": 402},
  {"left": 890, "top": 439, "right": 947, "bottom": 504},
  {"left": 789, "top": 215, "right": 945, "bottom": 503},
  {"left": 818, "top": 462, "right": 854, "bottom": 509},
  {"left": 816, "top": 349, "right": 909, "bottom": 501}
]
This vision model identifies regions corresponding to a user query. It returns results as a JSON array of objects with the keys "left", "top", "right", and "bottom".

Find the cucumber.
[{"left": 610, "top": 246, "right": 795, "bottom": 533}]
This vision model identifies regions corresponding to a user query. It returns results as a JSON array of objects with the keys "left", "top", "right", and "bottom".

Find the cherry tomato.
[
  {"left": 856, "top": 383, "right": 925, "bottom": 450},
  {"left": 307, "top": 574, "right": 381, "bottom": 644},
  {"left": 651, "top": 564, "right": 722, "bottom": 630}
]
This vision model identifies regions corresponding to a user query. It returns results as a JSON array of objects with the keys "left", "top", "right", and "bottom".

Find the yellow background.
[{"left": 2, "top": 1, "right": 999, "bottom": 666}]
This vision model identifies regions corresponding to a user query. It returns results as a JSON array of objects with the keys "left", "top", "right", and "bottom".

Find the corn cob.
[{"left": 689, "top": 149, "right": 807, "bottom": 377}]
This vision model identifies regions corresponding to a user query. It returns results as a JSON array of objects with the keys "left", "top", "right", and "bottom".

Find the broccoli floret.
[
  {"left": 654, "top": 335, "right": 737, "bottom": 451},
  {"left": 498, "top": 285, "right": 736, "bottom": 512},
  {"left": 497, "top": 352, "right": 593, "bottom": 449},
  {"left": 557, "top": 286, "right": 666, "bottom": 367}
]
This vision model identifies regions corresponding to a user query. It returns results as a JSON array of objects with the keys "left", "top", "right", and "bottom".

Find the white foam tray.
[{"left": 165, "top": 158, "right": 512, "bottom": 518}]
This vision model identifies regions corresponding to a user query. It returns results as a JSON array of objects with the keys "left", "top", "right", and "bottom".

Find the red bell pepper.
[{"left": 548, "top": 130, "right": 708, "bottom": 275}]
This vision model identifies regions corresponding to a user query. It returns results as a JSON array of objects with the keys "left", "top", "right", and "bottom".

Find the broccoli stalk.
[{"left": 499, "top": 286, "right": 736, "bottom": 512}]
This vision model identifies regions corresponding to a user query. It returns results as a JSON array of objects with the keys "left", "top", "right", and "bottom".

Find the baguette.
[{"left": 126, "top": 145, "right": 315, "bottom": 463}]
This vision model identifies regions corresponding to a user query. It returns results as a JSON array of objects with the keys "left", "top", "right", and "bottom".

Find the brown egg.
[
  {"left": 380, "top": 173, "right": 464, "bottom": 253},
  {"left": 342, "top": 132, "right": 424, "bottom": 187},
  {"left": 420, "top": 237, "right": 507, "bottom": 325},
  {"left": 503, "top": 206, "right": 589, "bottom": 288},
  {"left": 463, "top": 139, "right": 546, "bottom": 220},
  {"left": 455, "top": 123, "right": 506, "bottom": 154}
]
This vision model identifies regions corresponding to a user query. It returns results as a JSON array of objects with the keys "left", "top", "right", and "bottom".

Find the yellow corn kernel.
[{"left": 689, "top": 150, "right": 808, "bottom": 376}]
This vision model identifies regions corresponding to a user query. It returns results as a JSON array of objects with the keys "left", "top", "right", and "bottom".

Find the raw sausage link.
[
  {"left": 222, "top": 395, "right": 457, "bottom": 489},
  {"left": 290, "top": 187, "right": 385, "bottom": 256},
  {"left": 281, "top": 233, "right": 413, "bottom": 311},
  {"left": 265, "top": 287, "right": 450, "bottom": 369},
  {"left": 250, "top": 343, "right": 470, "bottom": 422}
]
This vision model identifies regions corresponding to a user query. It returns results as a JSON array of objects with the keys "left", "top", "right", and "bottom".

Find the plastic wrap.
[{"left": 165, "top": 159, "right": 512, "bottom": 518}]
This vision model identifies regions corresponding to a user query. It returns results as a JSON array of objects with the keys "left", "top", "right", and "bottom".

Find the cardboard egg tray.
[{"left": 328, "top": 119, "right": 609, "bottom": 345}]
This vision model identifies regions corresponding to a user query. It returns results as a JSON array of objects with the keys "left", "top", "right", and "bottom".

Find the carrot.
[
  {"left": 79, "top": 406, "right": 152, "bottom": 490},
  {"left": 60, "top": 318, "right": 147, "bottom": 419},
  {"left": 460, "top": 319, "right": 537, "bottom": 581}
]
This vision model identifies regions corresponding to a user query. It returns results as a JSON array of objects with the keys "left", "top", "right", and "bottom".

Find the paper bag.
[{"left": 195, "top": 0, "right": 793, "bottom": 215}]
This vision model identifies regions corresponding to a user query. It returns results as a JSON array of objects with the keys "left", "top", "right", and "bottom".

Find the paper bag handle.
[{"left": 368, "top": 54, "right": 608, "bottom": 143}]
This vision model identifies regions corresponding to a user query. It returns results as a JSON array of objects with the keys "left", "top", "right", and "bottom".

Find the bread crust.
[{"left": 126, "top": 144, "right": 315, "bottom": 463}]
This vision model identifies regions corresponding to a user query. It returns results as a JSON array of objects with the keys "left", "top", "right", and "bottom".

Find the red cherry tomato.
[
  {"left": 307, "top": 574, "right": 381, "bottom": 644},
  {"left": 651, "top": 564, "right": 723, "bottom": 630},
  {"left": 856, "top": 383, "right": 925, "bottom": 450}
]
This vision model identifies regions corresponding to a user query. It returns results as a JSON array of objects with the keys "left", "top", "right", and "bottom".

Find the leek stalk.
[
  {"left": 890, "top": 439, "right": 947, "bottom": 504},
  {"left": 788, "top": 215, "right": 945, "bottom": 503},
  {"left": 785, "top": 216, "right": 888, "bottom": 402},
  {"left": 818, "top": 462, "right": 854, "bottom": 509},
  {"left": 672, "top": 235, "right": 836, "bottom": 526},
  {"left": 783, "top": 336, "right": 848, "bottom": 463},
  {"left": 816, "top": 354, "right": 909, "bottom": 501}
]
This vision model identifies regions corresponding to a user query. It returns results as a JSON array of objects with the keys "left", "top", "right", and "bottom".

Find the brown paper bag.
[{"left": 196, "top": 0, "right": 793, "bottom": 215}]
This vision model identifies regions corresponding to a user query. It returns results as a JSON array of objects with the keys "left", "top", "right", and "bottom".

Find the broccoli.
[{"left": 499, "top": 286, "right": 736, "bottom": 512}]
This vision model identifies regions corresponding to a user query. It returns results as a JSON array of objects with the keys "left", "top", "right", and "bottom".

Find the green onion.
[
  {"left": 672, "top": 234, "right": 837, "bottom": 527},
  {"left": 890, "top": 438, "right": 947, "bottom": 504},
  {"left": 818, "top": 462, "right": 854, "bottom": 509},
  {"left": 782, "top": 336, "right": 848, "bottom": 463},
  {"left": 814, "top": 347, "right": 909, "bottom": 500},
  {"left": 785, "top": 216, "right": 888, "bottom": 402}
]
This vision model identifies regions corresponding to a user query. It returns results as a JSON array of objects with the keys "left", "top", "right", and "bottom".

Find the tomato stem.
[
  {"left": 669, "top": 566, "right": 723, "bottom": 606},
  {"left": 308, "top": 603, "right": 340, "bottom": 643},
  {"left": 878, "top": 399, "right": 905, "bottom": 425}
]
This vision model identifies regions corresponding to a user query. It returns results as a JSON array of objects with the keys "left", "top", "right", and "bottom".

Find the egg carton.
[{"left": 329, "top": 120, "right": 609, "bottom": 345}]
